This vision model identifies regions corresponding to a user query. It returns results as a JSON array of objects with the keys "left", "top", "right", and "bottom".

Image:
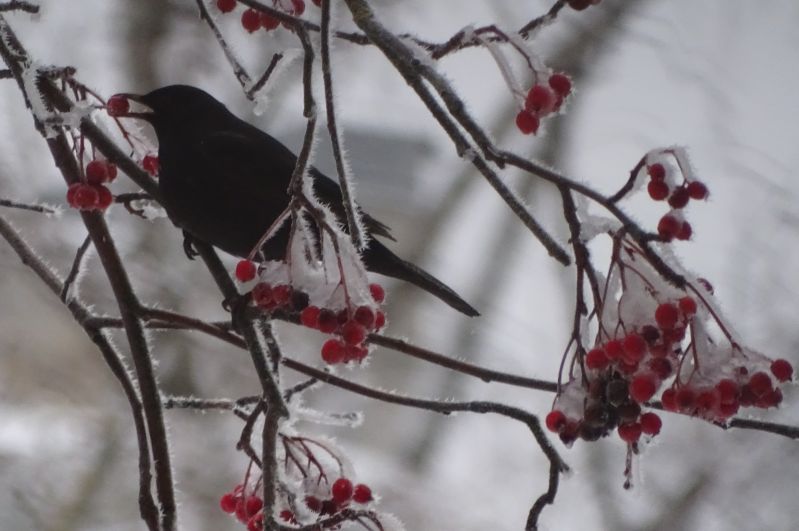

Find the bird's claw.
[{"left": 182, "top": 231, "right": 199, "bottom": 260}]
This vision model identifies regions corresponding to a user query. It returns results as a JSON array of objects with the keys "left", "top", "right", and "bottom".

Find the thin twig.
[
  {"left": 60, "top": 234, "right": 91, "bottom": 302},
  {"left": 0, "top": 197, "right": 58, "bottom": 214}
]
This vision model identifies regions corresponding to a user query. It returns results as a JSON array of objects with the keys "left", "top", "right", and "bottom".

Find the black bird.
[{"left": 114, "top": 85, "right": 478, "bottom": 316}]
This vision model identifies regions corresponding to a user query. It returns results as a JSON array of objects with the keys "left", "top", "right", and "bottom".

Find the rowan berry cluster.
[
  {"left": 215, "top": 0, "right": 320, "bottom": 34},
  {"left": 66, "top": 159, "right": 116, "bottom": 211},
  {"left": 235, "top": 259, "right": 386, "bottom": 365},
  {"left": 221, "top": 434, "right": 380, "bottom": 530},
  {"left": 515, "top": 73, "right": 573, "bottom": 135},
  {"left": 547, "top": 289, "right": 793, "bottom": 447},
  {"left": 644, "top": 149, "right": 710, "bottom": 242}
]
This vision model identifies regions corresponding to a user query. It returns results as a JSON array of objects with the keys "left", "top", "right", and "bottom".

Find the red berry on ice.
[
  {"left": 545, "top": 410, "right": 567, "bottom": 433},
  {"left": 585, "top": 348, "right": 609, "bottom": 370},
  {"left": 647, "top": 180, "right": 670, "bottom": 200},
  {"left": 300, "top": 306, "right": 320, "bottom": 328},
  {"left": 515, "top": 110, "right": 540, "bottom": 135},
  {"left": 142, "top": 154, "right": 159, "bottom": 175},
  {"left": 654, "top": 302, "right": 680, "bottom": 329},
  {"left": 678, "top": 296, "right": 697, "bottom": 315},
  {"left": 241, "top": 8, "right": 261, "bottom": 32},
  {"left": 629, "top": 373, "right": 658, "bottom": 403},
  {"left": 217, "top": 0, "right": 237, "bottom": 13},
  {"left": 352, "top": 483, "right": 373, "bottom": 504},
  {"left": 548, "top": 73, "right": 572, "bottom": 97},
  {"left": 331, "top": 477, "right": 353, "bottom": 505},
  {"left": 369, "top": 283, "right": 385, "bottom": 303},
  {"left": 106, "top": 94, "right": 130, "bottom": 116},
  {"left": 647, "top": 163, "right": 666, "bottom": 181},
  {"left": 771, "top": 359, "right": 793, "bottom": 382},
  {"left": 235, "top": 260, "right": 257, "bottom": 282},
  {"left": 618, "top": 422, "right": 642, "bottom": 443},
  {"left": 321, "top": 339, "right": 346, "bottom": 364},
  {"left": 639, "top": 412, "right": 662, "bottom": 435},
  {"left": 525, "top": 84, "right": 554, "bottom": 114},
  {"left": 686, "top": 181, "right": 708, "bottom": 200}
]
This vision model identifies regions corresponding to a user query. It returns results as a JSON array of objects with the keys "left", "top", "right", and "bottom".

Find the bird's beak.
[{"left": 107, "top": 93, "right": 154, "bottom": 120}]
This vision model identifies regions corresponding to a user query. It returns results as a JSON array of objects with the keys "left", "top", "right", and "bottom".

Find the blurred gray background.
[{"left": 1, "top": 1, "right": 798, "bottom": 530}]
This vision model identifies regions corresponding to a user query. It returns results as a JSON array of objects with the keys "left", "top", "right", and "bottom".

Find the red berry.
[
  {"left": 369, "top": 283, "right": 385, "bottom": 303},
  {"left": 525, "top": 84, "right": 554, "bottom": 114},
  {"left": 86, "top": 160, "right": 110, "bottom": 184},
  {"left": 654, "top": 303, "right": 679, "bottom": 329},
  {"left": 317, "top": 308, "right": 338, "bottom": 333},
  {"left": 261, "top": 12, "right": 280, "bottom": 30},
  {"left": 106, "top": 94, "right": 130, "bottom": 116},
  {"left": 648, "top": 357, "right": 673, "bottom": 379},
  {"left": 668, "top": 186, "right": 690, "bottom": 209},
  {"left": 717, "top": 400, "right": 739, "bottom": 418},
  {"left": 341, "top": 320, "right": 367, "bottom": 345},
  {"left": 661, "top": 388, "right": 678, "bottom": 411},
  {"left": 345, "top": 344, "right": 369, "bottom": 363},
  {"left": 220, "top": 492, "right": 238, "bottom": 513},
  {"left": 675, "top": 387, "right": 696, "bottom": 412},
  {"left": 321, "top": 339, "right": 346, "bottom": 364},
  {"left": 567, "top": 0, "right": 594, "bottom": 10},
  {"left": 515, "top": 110, "right": 540, "bottom": 135},
  {"left": 770, "top": 359, "right": 793, "bottom": 382},
  {"left": 245, "top": 496, "right": 263, "bottom": 516},
  {"left": 300, "top": 305, "right": 320, "bottom": 328},
  {"left": 759, "top": 388, "right": 783, "bottom": 408},
  {"left": 73, "top": 183, "right": 100, "bottom": 209},
  {"left": 629, "top": 373, "right": 658, "bottom": 402},
  {"left": 352, "top": 483, "right": 373, "bottom": 504},
  {"left": 354, "top": 305, "right": 375, "bottom": 328},
  {"left": 639, "top": 412, "right": 662, "bottom": 435},
  {"left": 604, "top": 339, "right": 624, "bottom": 360},
  {"left": 647, "top": 180, "right": 670, "bottom": 200},
  {"left": 241, "top": 8, "right": 261, "bottom": 32},
  {"left": 94, "top": 184, "right": 113, "bottom": 210},
  {"left": 686, "top": 181, "right": 708, "bottom": 200},
  {"left": 272, "top": 284, "right": 292, "bottom": 305},
  {"left": 252, "top": 282, "right": 273, "bottom": 307},
  {"left": 678, "top": 296, "right": 697, "bottom": 315},
  {"left": 548, "top": 73, "right": 572, "bottom": 97},
  {"left": 585, "top": 348, "right": 609, "bottom": 370},
  {"left": 716, "top": 379, "right": 739, "bottom": 404},
  {"left": 305, "top": 496, "right": 322, "bottom": 512},
  {"left": 676, "top": 221, "right": 692, "bottom": 241},
  {"left": 696, "top": 389, "right": 719, "bottom": 413},
  {"left": 290, "top": 0, "right": 305, "bottom": 15},
  {"left": 748, "top": 372, "right": 773, "bottom": 397},
  {"left": 142, "top": 154, "right": 159, "bottom": 175},
  {"left": 331, "top": 477, "right": 353, "bottom": 505},
  {"left": 617, "top": 422, "right": 642, "bottom": 443},
  {"left": 647, "top": 163, "right": 666, "bottom": 181},
  {"left": 312, "top": 0, "right": 321, "bottom": 5},
  {"left": 373, "top": 310, "right": 386, "bottom": 330},
  {"left": 657, "top": 214, "right": 681, "bottom": 241},
  {"left": 622, "top": 334, "right": 647, "bottom": 363},
  {"left": 216, "top": 0, "right": 237, "bottom": 13},
  {"left": 235, "top": 499, "right": 249, "bottom": 522},
  {"left": 235, "top": 260, "right": 257, "bottom": 282},
  {"left": 277, "top": 510, "right": 294, "bottom": 524},
  {"left": 545, "top": 410, "right": 567, "bottom": 433}
]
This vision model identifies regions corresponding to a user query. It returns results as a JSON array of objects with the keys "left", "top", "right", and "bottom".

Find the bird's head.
[{"left": 109, "top": 85, "right": 234, "bottom": 139}]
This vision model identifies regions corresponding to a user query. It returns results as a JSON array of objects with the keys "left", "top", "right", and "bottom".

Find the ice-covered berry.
[
  {"left": 639, "top": 412, "right": 662, "bottom": 435},
  {"left": 678, "top": 296, "right": 697, "bottom": 315},
  {"left": 548, "top": 73, "right": 572, "bottom": 97},
  {"left": 545, "top": 410, "right": 567, "bottom": 433},
  {"left": 657, "top": 214, "right": 681, "bottom": 241},
  {"left": 647, "top": 180, "right": 669, "bottom": 200},
  {"left": 352, "top": 483, "right": 373, "bottom": 504},
  {"left": 235, "top": 260, "right": 257, "bottom": 282},
  {"left": 515, "top": 110, "right": 540, "bottom": 135},
  {"left": 300, "top": 306, "right": 320, "bottom": 328},
  {"left": 655, "top": 302, "right": 679, "bottom": 329},
  {"left": 241, "top": 8, "right": 261, "bottom": 32},
  {"left": 647, "top": 163, "right": 666, "bottom": 181},
  {"left": 525, "top": 84, "right": 555, "bottom": 114},
  {"left": 686, "top": 181, "right": 708, "bottom": 200},
  {"left": 585, "top": 348, "right": 609, "bottom": 370},
  {"left": 331, "top": 477, "right": 353, "bottom": 505},
  {"left": 106, "top": 94, "right": 130, "bottom": 117},
  {"left": 321, "top": 339, "right": 346, "bottom": 364},
  {"left": 369, "top": 283, "right": 385, "bottom": 303},
  {"left": 770, "top": 359, "right": 793, "bottom": 382},
  {"left": 142, "top": 154, "right": 159, "bottom": 175},
  {"left": 618, "top": 422, "right": 642, "bottom": 443},
  {"left": 217, "top": 0, "right": 237, "bottom": 12},
  {"left": 629, "top": 373, "right": 658, "bottom": 402}
]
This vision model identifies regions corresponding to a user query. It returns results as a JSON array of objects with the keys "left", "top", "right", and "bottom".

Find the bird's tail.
[{"left": 363, "top": 241, "right": 479, "bottom": 317}]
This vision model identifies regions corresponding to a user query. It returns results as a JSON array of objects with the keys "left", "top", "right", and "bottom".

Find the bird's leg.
[{"left": 182, "top": 230, "right": 199, "bottom": 260}]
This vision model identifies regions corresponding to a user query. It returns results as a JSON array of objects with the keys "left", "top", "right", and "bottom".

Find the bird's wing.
[{"left": 201, "top": 129, "right": 396, "bottom": 242}]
